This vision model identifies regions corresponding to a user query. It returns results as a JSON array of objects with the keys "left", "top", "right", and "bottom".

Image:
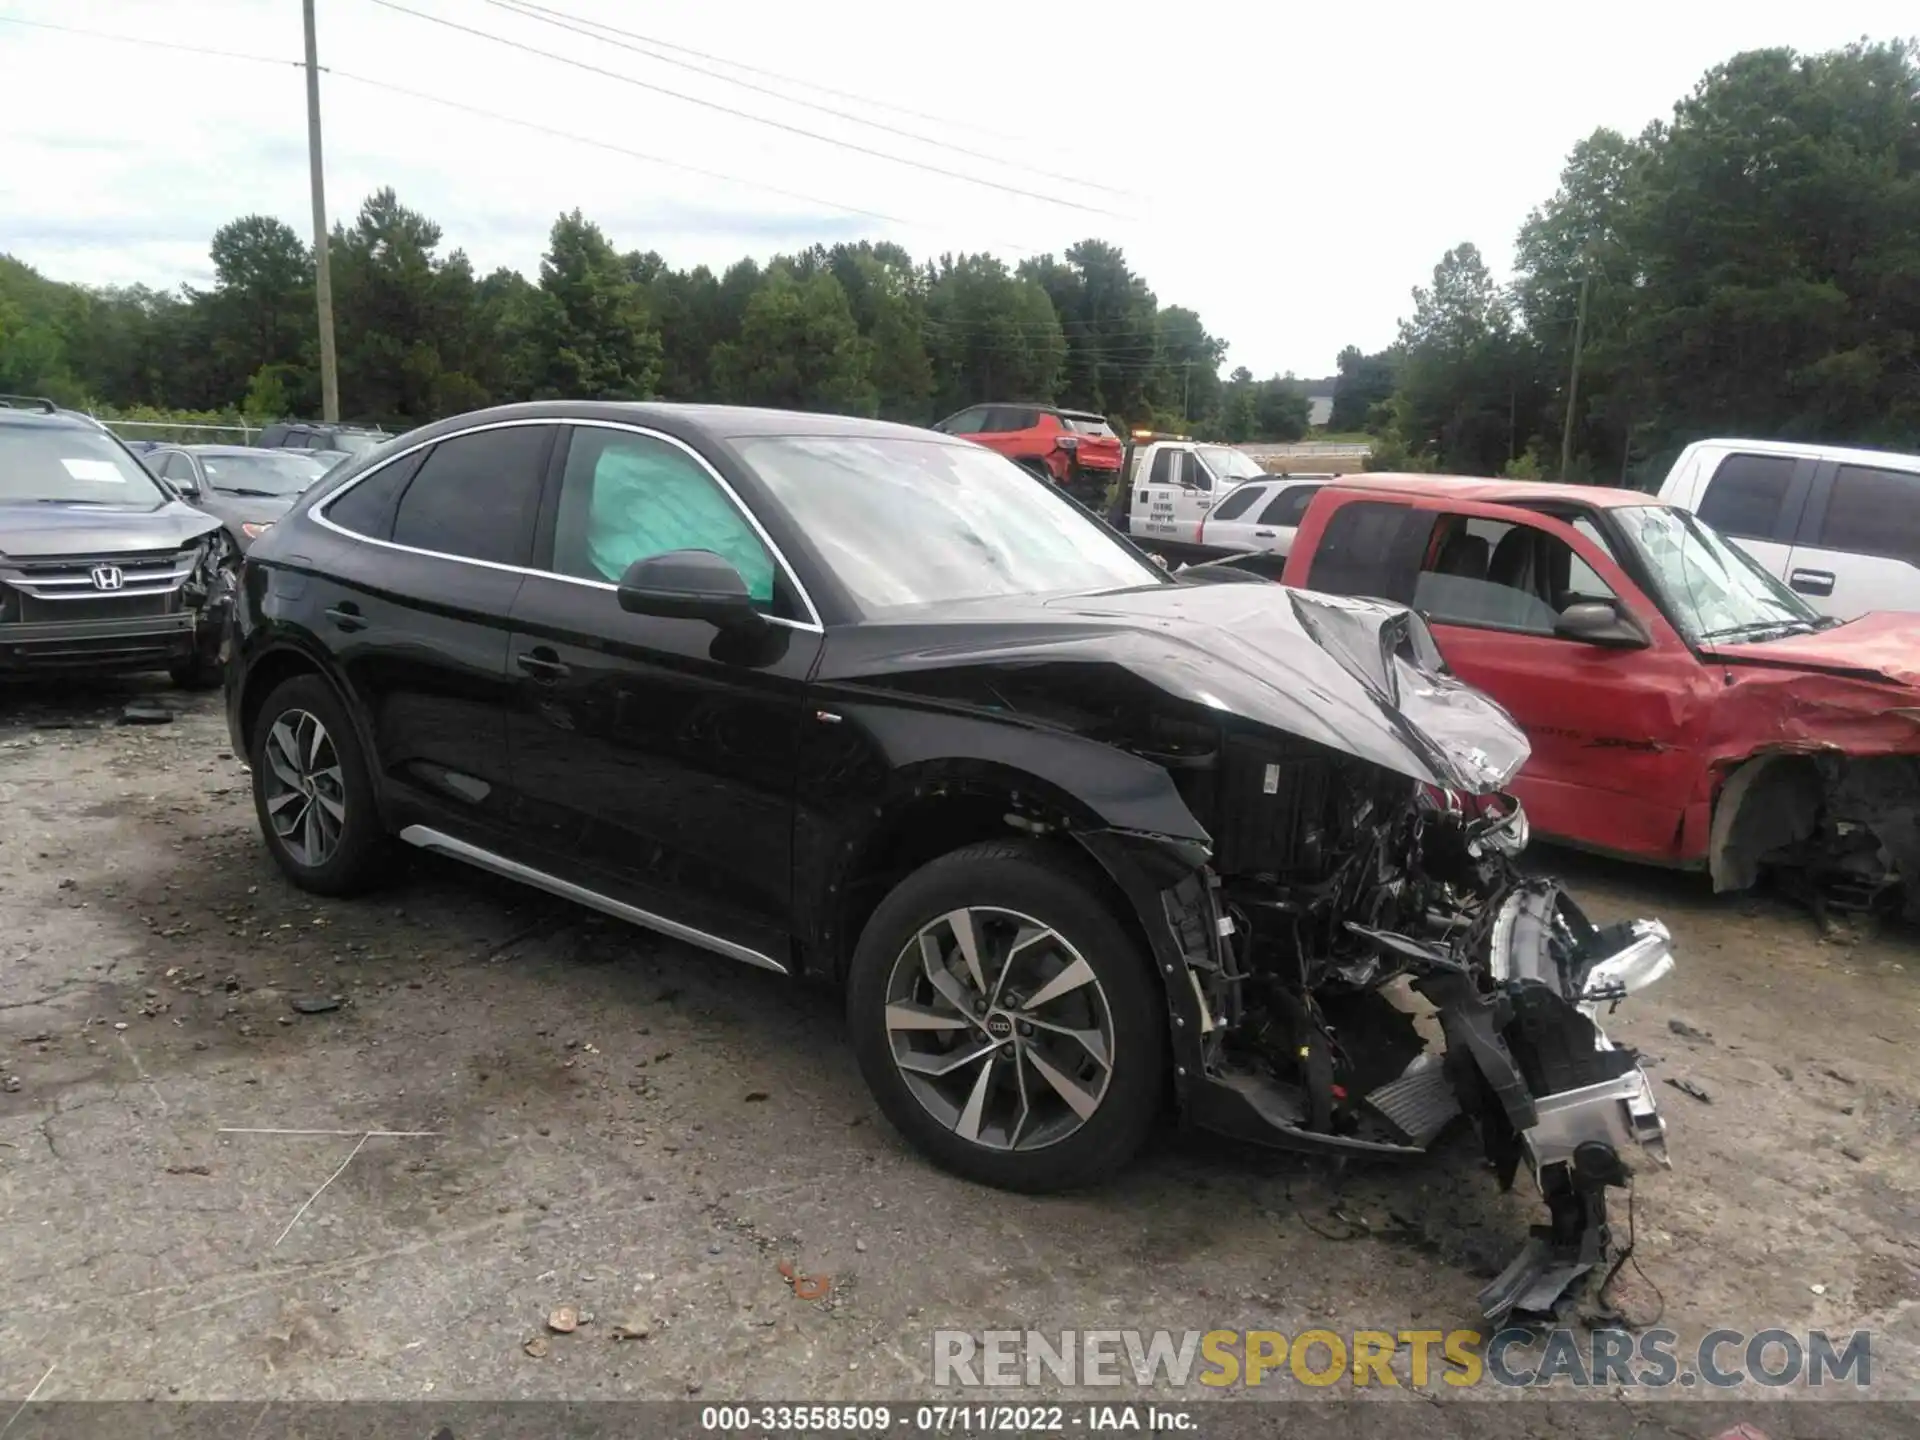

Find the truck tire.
[{"left": 847, "top": 839, "right": 1166, "bottom": 1193}]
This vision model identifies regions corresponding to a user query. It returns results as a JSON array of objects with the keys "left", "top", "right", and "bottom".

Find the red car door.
[{"left": 1290, "top": 493, "right": 1717, "bottom": 862}]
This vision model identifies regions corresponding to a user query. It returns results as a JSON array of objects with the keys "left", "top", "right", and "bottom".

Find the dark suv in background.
[
  {"left": 256, "top": 421, "right": 391, "bottom": 456},
  {"left": 0, "top": 396, "right": 231, "bottom": 685}
]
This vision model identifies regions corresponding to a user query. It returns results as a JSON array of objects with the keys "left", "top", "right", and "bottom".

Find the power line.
[
  {"left": 0, "top": 14, "right": 301, "bottom": 69},
  {"left": 365, "top": 0, "right": 1127, "bottom": 218},
  {"left": 492, "top": 0, "right": 1038, "bottom": 146},
  {"left": 477, "top": 0, "right": 1132, "bottom": 200}
]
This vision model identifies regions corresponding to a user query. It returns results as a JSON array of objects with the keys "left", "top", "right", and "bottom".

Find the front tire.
[
  {"left": 249, "top": 674, "right": 388, "bottom": 896},
  {"left": 847, "top": 840, "right": 1166, "bottom": 1193}
]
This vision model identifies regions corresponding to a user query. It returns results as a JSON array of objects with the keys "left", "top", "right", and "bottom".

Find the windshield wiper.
[
  {"left": 31, "top": 497, "right": 120, "bottom": 506},
  {"left": 1702, "top": 619, "right": 1817, "bottom": 643},
  {"left": 213, "top": 486, "right": 284, "bottom": 498}
]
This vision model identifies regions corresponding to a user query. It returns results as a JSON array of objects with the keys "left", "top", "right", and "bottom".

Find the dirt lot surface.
[{"left": 2, "top": 682, "right": 1917, "bottom": 1414}]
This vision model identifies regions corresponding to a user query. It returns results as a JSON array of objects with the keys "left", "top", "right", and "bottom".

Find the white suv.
[{"left": 1656, "top": 438, "right": 1920, "bottom": 620}]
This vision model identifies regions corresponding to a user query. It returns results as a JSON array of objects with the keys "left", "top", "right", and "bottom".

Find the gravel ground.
[{"left": 1, "top": 681, "right": 1916, "bottom": 1410}]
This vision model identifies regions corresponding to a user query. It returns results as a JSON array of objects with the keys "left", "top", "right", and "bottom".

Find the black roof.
[{"left": 406, "top": 401, "right": 959, "bottom": 446}]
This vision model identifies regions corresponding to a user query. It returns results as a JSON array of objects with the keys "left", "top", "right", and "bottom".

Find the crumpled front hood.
[
  {"left": 1703, "top": 612, "right": 1920, "bottom": 690},
  {"left": 830, "top": 582, "right": 1531, "bottom": 793},
  {"left": 0, "top": 499, "right": 219, "bottom": 558}
]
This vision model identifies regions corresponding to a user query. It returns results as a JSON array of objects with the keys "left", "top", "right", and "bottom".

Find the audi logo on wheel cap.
[
  {"left": 90, "top": 565, "right": 124, "bottom": 591},
  {"left": 986, "top": 1014, "right": 1013, "bottom": 1037}
]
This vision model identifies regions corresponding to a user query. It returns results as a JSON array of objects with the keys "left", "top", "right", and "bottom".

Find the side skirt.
[{"left": 397, "top": 824, "right": 790, "bottom": 976}]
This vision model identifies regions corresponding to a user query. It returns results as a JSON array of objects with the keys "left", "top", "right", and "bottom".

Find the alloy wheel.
[
  {"left": 261, "top": 708, "right": 347, "bottom": 869},
  {"left": 884, "top": 906, "right": 1116, "bottom": 1151}
]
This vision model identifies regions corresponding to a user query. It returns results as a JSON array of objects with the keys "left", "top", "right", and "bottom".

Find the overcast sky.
[{"left": 1, "top": 0, "right": 1913, "bottom": 380}]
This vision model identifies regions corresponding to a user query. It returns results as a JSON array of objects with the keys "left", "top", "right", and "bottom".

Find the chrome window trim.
[{"left": 310, "top": 416, "right": 825, "bottom": 633}]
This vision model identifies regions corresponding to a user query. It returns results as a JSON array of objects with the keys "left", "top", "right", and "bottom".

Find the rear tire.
[
  {"left": 847, "top": 840, "right": 1165, "bottom": 1193},
  {"left": 248, "top": 674, "right": 388, "bottom": 896}
]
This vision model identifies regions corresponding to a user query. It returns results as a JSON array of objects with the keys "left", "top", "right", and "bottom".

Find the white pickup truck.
[
  {"left": 1656, "top": 438, "right": 1920, "bottom": 620},
  {"left": 1108, "top": 439, "right": 1270, "bottom": 562}
]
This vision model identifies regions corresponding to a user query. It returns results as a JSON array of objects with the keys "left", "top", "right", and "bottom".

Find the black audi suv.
[{"left": 225, "top": 401, "right": 1677, "bottom": 1320}]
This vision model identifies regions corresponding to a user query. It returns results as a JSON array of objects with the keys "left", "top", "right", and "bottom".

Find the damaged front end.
[
  {"left": 1065, "top": 593, "right": 1675, "bottom": 1322},
  {"left": 1090, "top": 765, "right": 1674, "bottom": 1323}
]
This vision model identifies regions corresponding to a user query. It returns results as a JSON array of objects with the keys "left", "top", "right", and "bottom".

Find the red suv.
[{"left": 932, "top": 404, "right": 1124, "bottom": 505}]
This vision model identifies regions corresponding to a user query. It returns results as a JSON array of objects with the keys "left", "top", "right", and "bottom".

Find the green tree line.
[
  {"left": 1339, "top": 37, "right": 1920, "bottom": 485},
  {"left": 0, "top": 200, "right": 1312, "bottom": 441}
]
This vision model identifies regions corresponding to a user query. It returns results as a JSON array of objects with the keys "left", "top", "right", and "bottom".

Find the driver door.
[
  {"left": 1404, "top": 503, "right": 1715, "bottom": 862},
  {"left": 504, "top": 422, "right": 821, "bottom": 966}
]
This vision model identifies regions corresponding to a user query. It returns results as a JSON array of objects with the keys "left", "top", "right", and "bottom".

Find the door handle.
[
  {"left": 515, "top": 648, "right": 571, "bottom": 681},
  {"left": 1788, "top": 568, "right": 1835, "bottom": 597},
  {"left": 1254, "top": 529, "right": 1277, "bottom": 538},
  {"left": 324, "top": 604, "right": 366, "bottom": 633}
]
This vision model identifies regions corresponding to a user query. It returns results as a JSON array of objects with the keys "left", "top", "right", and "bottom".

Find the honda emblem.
[{"left": 90, "top": 565, "right": 124, "bottom": 591}]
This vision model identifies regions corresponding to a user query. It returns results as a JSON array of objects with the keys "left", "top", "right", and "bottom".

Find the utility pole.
[
  {"left": 304, "top": 0, "right": 340, "bottom": 422},
  {"left": 1181, "top": 361, "right": 1191, "bottom": 422},
  {"left": 1559, "top": 271, "right": 1589, "bottom": 481}
]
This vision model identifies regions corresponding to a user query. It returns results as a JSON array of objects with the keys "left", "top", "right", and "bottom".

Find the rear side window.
[
  {"left": 1696, "top": 453, "right": 1796, "bottom": 539},
  {"left": 1819, "top": 464, "right": 1920, "bottom": 566},
  {"left": 1306, "top": 499, "right": 1428, "bottom": 605},
  {"left": 389, "top": 426, "right": 553, "bottom": 565},
  {"left": 1210, "top": 484, "right": 1269, "bottom": 522},
  {"left": 324, "top": 450, "right": 428, "bottom": 540},
  {"left": 1259, "top": 485, "right": 1321, "bottom": 527}
]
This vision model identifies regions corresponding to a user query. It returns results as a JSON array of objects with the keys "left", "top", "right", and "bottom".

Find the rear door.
[
  {"left": 307, "top": 422, "right": 554, "bottom": 842},
  {"left": 1784, "top": 459, "right": 1920, "bottom": 619},
  {"left": 1194, "top": 480, "right": 1272, "bottom": 550},
  {"left": 1691, "top": 450, "right": 1813, "bottom": 584}
]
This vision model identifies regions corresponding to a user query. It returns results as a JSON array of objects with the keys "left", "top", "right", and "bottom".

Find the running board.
[{"left": 397, "top": 825, "right": 789, "bottom": 976}]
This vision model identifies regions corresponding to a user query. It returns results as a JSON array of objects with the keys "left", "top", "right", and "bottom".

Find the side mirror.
[
  {"left": 1553, "top": 598, "right": 1649, "bottom": 648},
  {"left": 616, "top": 549, "right": 766, "bottom": 634},
  {"left": 173, "top": 475, "right": 201, "bottom": 498}
]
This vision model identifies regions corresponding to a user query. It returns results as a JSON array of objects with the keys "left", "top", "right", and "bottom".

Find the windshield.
[
  {"left": 199, "top": 451, "right": 330, "bottom": 496},
  {"left": 1197, "top": 446, "right": 1266, "bottom": 482},
  {"left": 1613, "top": 504, "right": 1823, "bottom": 644},
  {"left": 1060, "top": 413, "right": 1117, "bottom": 438},
  {"left": 736, "top": 436, "right": 1164, "bottom": 616},
  {"left": 0, "top": 424, "right": 169, "bottom": 505}
]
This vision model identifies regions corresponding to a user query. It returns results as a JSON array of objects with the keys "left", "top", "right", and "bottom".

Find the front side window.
[
  {"left": 1615, "top": 504, "right": 1820, "bottom": 644},
  {"left": 939, "top": 408, "right": 988, "bottom": 435},
  {"left": 389, "top": 425, "right": 551, "bottom": 566},
  {"left": 0, "top": 424, "right": 170, "bottom": 505},
  {"left": 1818, "top": 463, "right": 1920, "bottom": 566},
  {"left": 1413, "top": 515, "right": 1615, "bottom": 636},
  {"left": 1696, "top": 453, "right": 1796, "bottom": 540},
  {"left": 736, "top": 435, "right": 1162, "bottom": 617},
  {"left": 550, "top": 429, "right": 777, "bottom": 606},
  {"left": 1210, "top": 483, "right": 1269, "bottom": 523},
  {"left": 1180, "top": 452, "right": 1212, "bottom": 491}
]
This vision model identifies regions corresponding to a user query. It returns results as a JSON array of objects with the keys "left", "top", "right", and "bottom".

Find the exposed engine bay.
[{"left": 1116, "top": 736, "right": 1674, "bottom": 1323}]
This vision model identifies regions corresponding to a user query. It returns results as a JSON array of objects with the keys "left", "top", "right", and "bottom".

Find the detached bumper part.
[{"left": 1479, "top": 920, "right": 1674, "bottom": 1324}]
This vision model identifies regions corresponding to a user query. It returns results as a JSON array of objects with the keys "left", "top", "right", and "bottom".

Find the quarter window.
[
  {"left": 1696, "top": 453, "right": 1797, "bottom": 540},
  {"left": 548, "top": 429, "right": 780, "bottom": 609},
  {"left": 389, "top": 425, "right": 551, "bottom": 566},
  {"left": 1818, "top": 464, "right": 1920, "bottom": 567},
  {"left": 325, "top": 450, "right": 427, "bottom": 540},
  {"left": 1209, "top": 484, "right": 1269, "bottom": 523}
]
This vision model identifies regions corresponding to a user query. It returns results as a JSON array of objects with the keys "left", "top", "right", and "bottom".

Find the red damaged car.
[
  {"left": 1276, "top": 474, "right": 1920, "bottom": 916},
  {"left": 931, "top": 403, "right": 1124, "bottom": 508}
]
